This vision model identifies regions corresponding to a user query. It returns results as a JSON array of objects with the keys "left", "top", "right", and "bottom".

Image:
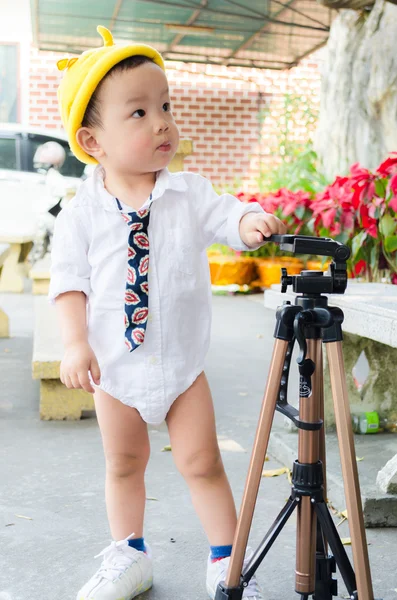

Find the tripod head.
[
  {"left": 268, "top": 236, "right": 349, "bottom": 432},
  {"left": 268, "top": 235, "right": 351, "bottom": 296}
]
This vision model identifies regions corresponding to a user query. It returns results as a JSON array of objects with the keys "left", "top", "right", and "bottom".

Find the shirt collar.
[{"left": 89, "top": 165, "right": 188, "bottom": 212}]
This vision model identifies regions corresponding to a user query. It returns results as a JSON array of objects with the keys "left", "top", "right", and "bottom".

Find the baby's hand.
[
  {"left": 239, "top": 212, "right": 287, "bottom": 248},
  {"left": 60, "top": 341, "right": 101, "bottom": 394}
]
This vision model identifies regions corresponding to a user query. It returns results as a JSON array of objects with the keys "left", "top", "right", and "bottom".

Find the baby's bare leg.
[
  {"left": 94, "top": 389, "right": 150, "bottom": 540},
  {"left": 166, "top": 372, "right": 237, "bottom": 546}
]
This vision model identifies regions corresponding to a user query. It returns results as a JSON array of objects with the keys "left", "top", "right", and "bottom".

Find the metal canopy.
[{"left": 31, "top": 0, "right": 335, "bottom": 70}]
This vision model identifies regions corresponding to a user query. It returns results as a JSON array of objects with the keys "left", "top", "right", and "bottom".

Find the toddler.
[{"left": 50, "top": 25, "right": 286, "bottom": 600}]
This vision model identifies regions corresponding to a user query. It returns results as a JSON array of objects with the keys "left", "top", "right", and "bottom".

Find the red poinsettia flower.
[
  {"left": 390, "top": 198, "right": 397, "bottom": 213},
  {"left": 310, "top": 176, "right": 355, "bottom": 237},
  {"left": 389, "top": 174, "right": 397, "bottom": 212},
  {"left": 278, "top": 189, "right": 311, "bottom": 216},
  {"left": 391, "top": 173, "right": 397, "bottom": 195},
  {"left": 354, "top": 260, "right": 367, "bottom": 276},
  {"left": 377, "top": 153, "right": 397, "bottom": 177},
  {"left": 349, "top": 163, "right": 376, "bottom": 209},
  {"left": 360, "top": 204, "right": 378, "bottom": 238}
]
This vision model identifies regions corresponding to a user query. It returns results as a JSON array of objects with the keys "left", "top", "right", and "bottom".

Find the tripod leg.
[
  {"left": 295, "top": 339, "right": 322, "bottom": 596},
  {"left": 224, "top": 339, "right": 289, "bottom": 588},
  {"left": 314, "top": 341, "right": 336, "bottom": 600},
  {"left": 314, "top": 501, "right": 356, "bottom": 596},
  {"left": 326, "top": 342, "right": 374, "bottom": 600},
  {"left": 318, "top": 344, "right": 327, "bottom": 509},
  {"left": 243, "top": 495, "right": 299, "bottom": 583}
]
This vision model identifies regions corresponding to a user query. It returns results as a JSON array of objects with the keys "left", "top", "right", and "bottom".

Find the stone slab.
[
  {"left": 0, "top": 244, "right": 10, "bottom": 337},
  {"left": 29, "top": 253, "right": 51, "bottom": 279},
  {"left": 29, "top": 253, "right": 51, "bottom": 295},
  {"left": 39, "top": 379, "right": 94, "bottom": 420},
  {"left": 32, "top": 295, "right": 92, "bottom": 419},
  {"left": 0, "top": 231, "right": 35, "bottom": 244},
  {"left": 32, "top": 296, "right": 63, "bottom": 377},
  {"left": 264, "top": 281, "right": 397, "bottom": 348},
  {"left": 0, "top": 243, "right": 10, "bottom": 265},
  {"left": 377, "top": 453, "right": 397, "bottom": 495}
]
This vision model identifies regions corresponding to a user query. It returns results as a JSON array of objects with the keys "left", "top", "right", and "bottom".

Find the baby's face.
[{"left": 93, "top": 61, "right": 179, "bottom": 174}]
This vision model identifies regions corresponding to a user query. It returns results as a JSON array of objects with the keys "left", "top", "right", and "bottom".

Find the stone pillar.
[
  {"left": 0, "top": 308, "right": 9, "bottom": 338},
  {"left": 0, "top": 241, "right": 33, "bottom": 293},
  {"left": 169, "top": 139, "right": 193, "bottom": 172}
]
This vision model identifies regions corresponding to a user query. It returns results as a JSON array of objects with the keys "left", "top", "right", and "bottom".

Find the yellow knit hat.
[{"left": 57, "top": 25, "right": 165, "bottom": 165}]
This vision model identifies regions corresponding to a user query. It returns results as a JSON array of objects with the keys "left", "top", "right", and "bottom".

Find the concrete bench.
[
  {"left": 32, "top": 296, "right": 94, "bottom": 420},
  {"left": 29, "top": 252, "right": 51, "bottom": 295},
  {"left": 0, "top": 230, "right": 35, "bottom": 293},
  {"left": 0, "top": 243, "right": 11, "bottom": 337}
]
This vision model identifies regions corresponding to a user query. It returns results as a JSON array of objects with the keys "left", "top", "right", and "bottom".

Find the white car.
[{"left": 0, "top": 123, "right": 85, "bottom": 229}]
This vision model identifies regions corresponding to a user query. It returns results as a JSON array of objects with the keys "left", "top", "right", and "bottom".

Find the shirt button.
[
  {"left": 149, "top": 356, "right": 158, "bottom": 365},
  {"left": 148, "top": 315, "right": 153, "bottom": 323}
]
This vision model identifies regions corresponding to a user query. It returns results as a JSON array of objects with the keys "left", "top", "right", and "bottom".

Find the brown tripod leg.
[
  {"left": 318, "top": 345, "right": 327, "bottom": 503},
  {"left": 295, "top": 339, "right": 322, "bottom": 595},
  {"left": 326, "top": 342, "right": 374, "bottom": 600},
  {"left": 317, "top": 345, "right": 329, "bottom": 557},
  {"left": 224, "top": 339, "right": 289, "bottom": 588}
]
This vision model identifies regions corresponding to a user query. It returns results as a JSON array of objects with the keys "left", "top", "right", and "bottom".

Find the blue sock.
[
  {"left": 128, "top": 537, "right": 146, "bottom": 553},
  {"left": 210, "top": 544, "right": 233, "bottom": 563}
]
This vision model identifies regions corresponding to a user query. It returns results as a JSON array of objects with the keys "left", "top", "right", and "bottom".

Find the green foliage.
[{"left": 259, "top": 146, "right": 329, "bottom": 195}]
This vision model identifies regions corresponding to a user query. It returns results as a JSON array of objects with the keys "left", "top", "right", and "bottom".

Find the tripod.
[{"left": 215, "top": 235, "right": 378, "bottom": 600}]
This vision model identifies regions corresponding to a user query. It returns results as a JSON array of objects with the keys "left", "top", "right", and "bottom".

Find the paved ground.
[{"left": 0, "top": 292, "right": 396, "bottom": 600}]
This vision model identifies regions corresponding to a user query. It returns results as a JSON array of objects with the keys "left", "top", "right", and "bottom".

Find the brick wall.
[{"left": 28, "top": 46, "right": 322, "bottom": 190}]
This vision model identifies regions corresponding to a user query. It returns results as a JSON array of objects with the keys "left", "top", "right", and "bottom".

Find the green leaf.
[
  {"left": 295, "top": 206, "right": 305, "bottom": 219},
  {"left": 335, "top": 231, "right": 350, "bottom": 245},
  {"left": 370, "top": 245, "right": 378, "bottom": 270},
  {"left": 385, "top": 236, "right": 397, "bottom": 253},
  {"left": 306, "top": 218, "right": 316, "bottom": 235},
  {"left": 354, "top": 246, "right": 365, "bottom": 264},
  {"left": 374, "top": 178, "right": 388, "bottom": 198},
  {"left": 380, "top": 214, "right": 396, "bottom": 238},
  {"left": 374, "top": 207, "right": 382, "bottom": 220},
  {"left": 352, "top": 231, "right": 367, "bottom": 261}
]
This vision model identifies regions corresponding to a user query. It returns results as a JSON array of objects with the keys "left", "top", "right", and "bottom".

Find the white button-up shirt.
[{"left": 49, "top": 166, "right": 263, "bottom": 424}]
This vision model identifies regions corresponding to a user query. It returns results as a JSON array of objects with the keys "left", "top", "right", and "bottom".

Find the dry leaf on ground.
[
  {"left": 341, "top": 537, "right": 351, "bottom": 545},
  {"left": 262, "top": 467, "right": 290, "bottom": 478}
]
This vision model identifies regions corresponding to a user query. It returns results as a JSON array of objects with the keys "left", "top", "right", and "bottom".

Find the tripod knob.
[{"left": 281, "top": 268, "right": 293, "bottom": 293}]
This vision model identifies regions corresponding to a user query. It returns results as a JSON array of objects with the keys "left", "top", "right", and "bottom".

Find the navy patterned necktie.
[{"left": 116, "top": 197, "right": 151, "bottom": 352}]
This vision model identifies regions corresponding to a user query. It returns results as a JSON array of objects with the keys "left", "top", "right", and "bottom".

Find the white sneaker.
[
  {"left": 206, "top": 549, "right": 264, "bottom": 599},
  {"left": 76, "top": 533, "right": 153, "bottom": 600}
]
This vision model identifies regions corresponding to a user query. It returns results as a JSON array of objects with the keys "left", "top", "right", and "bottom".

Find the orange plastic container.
[
  {"left": 208, "top": 256, "right": 256, "bottom": 286},
  {"left": 256, "top": 257, "right": 304, "bottom": 287}
]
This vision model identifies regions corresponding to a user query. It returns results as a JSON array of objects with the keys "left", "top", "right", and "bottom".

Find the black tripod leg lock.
[{"left": 215, "top": 581, "right": 244, "bottom": 600}]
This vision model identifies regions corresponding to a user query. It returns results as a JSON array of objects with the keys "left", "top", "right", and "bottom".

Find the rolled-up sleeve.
[
  {"left": 191, "top": 174, "right": 264, "bottom": 251},
  {"left": 48, "top": 207, "right": 91, "bottom": 303}
]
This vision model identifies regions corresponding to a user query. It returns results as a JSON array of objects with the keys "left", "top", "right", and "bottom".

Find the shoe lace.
[{"left": 94, "top": 532, "right": 138, "bottom": 582}]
